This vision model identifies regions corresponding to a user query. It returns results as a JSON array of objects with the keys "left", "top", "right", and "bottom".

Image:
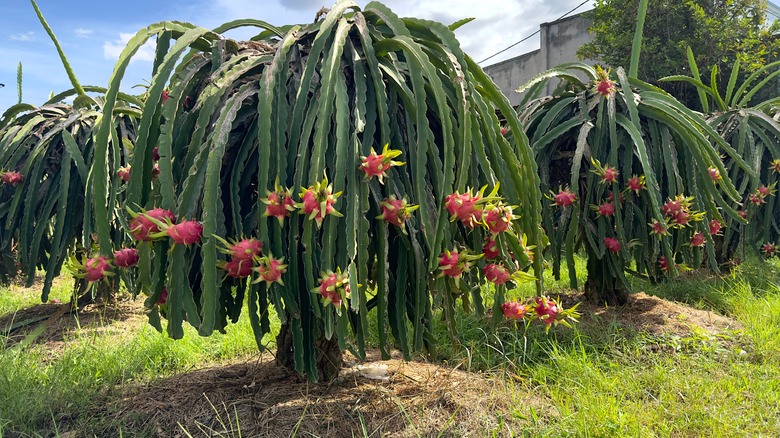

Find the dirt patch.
[
  {"left": 0, "top": 296, "right": 147, "bottom": 353},
  {"left": 560, "top": 291, "right": 741, "bottom": 337},
  {"left": 98, "top": 351, "right": 529, "bottom": 437}
]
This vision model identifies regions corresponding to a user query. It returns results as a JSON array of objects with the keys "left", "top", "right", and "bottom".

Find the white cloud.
[
  {"left": 9, "top": 31, "right": 35, "bottom": 42},
  {"left": 74, "top": 28, "right": 94, "bottom": 38},
  {"left": 189, "top": 0, "right": 587, "bottom": 65},
  {"left": 103, "top": 32, "right": 156, "bottom": 62}
]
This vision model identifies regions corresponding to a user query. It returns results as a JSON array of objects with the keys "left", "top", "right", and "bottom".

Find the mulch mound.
[
  {"left": 561, "top": 291, "right": 741, "bottom": 337},
  {"left": 102, "top": 351, "right": 529, "bottom": 437}
]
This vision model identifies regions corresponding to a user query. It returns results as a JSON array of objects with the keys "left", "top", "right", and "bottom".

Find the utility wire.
[{"left": 478, "top": 0, "right": 590, "bottom": 65}]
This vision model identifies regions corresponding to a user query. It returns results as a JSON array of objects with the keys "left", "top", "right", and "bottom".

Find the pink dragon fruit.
[
  {"left": 359, "top": 144, "right": 404, "bottom": 183},
  {"left": 227, "top": 238, "right": 263, "bottom": 262},
  {"left": 534, "top": 297, "right": 560, "bottom": 326},
  {"left": 482, "top": 236, "right": 500, "bottom": 259},
  {"left": 484, "top": 204, "right": 514, "bottom": 234},
  {"left": 84, "top": 256, "right": 112, "bottom": 282},
  {"left": 315, "top": 269, "right": 350, "bottom": 307},
  {"left": 164, "top": 220, "right": 203, "bottom": 245},
  {"left": 626, "top": 175, "right": 645, "bottom": 194},
  {"left": 595, "top": 202, "right": 616, "bottom": 218},
  {"left": 483, "top": 263, "right": 511, "bottom": 285},
  {"left": 377, "top": 196, "right": 418, "bottom": 229},
  {"left": 501, "top": 302, "right": 529, "bottom": 320},
  {"left": 129, "top": 208, "right": 176, "bottom": 242},
  {"left": 554, "top": 189, "right": 577, "bottom": 207},
  {"left": 224, "top": 259, "right": 253, "bottom": 278},
  {"left": 709, "top": 219, "right": 722, "bottom": 235},
  {"left": 156, "top": 288, "right": 168, "bottom": 305},
  {"left": 762, "top": 243, "right": 777, "bottom": 257},
  {"left": 689, "top": 232, "right": 705, "bottom": 247},
  {"left": 255, "top": 256, "right": 287, "bottom": 285},
  {"left": 708, "top": 167, "right": 721, "bottom": 181},
  {"left": 0, "top": 171, "right": 23, "bottom": 186},
  {"left": 117, "top": 166, "right": 131, "bottom": 182},
  {"left": 297, "top": 175, "right": 342, "bottom": 227},
  {"left": 113, "top": 248, "right": 139, "bottom": 268},
  {"left": 603, "top": 237, "right": 621, "bottom": 253},
  {"left": 262, "top": 181, "right": 296, "bottom": 225}
]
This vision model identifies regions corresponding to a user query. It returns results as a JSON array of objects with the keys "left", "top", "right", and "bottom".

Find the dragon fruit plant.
[
  {"left": 661, "top": 52, "right": 780, "bottom": 264},
  {"left": 516, "top": 63, "right": 746, "bottom": 305},
  {"left": 0, "top": 0, "right": 141, "bottom": 300},
  {"left": 87, "top": 1, "right": 544, "bottom": 381}
]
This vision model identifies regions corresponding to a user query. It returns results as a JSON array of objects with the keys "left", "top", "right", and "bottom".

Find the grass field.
[{"left": 1, "top": 257, "right": 779, "bottom": 436}]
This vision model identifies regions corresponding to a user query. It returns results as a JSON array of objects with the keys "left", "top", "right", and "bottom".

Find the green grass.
[
  {"left": 1, "top": 257, "right": 779, "bottom": 436},
  {"left": 0, "top": 291, "right": 274, "bottom": 436}
]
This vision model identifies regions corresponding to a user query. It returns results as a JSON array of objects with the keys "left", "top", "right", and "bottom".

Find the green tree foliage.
[{"left": 578, "top": 0, "right": 780, "bottom": 107}]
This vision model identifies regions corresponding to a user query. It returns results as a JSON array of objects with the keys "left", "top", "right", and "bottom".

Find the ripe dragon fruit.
[
  {"left": 315, "top": 269, "right": 350, "bottom": 308},
  {"left": 226, "top": 238, "right": 263, "bottom": 262},
  {"left": 377, "top": 196, "right": 418, "bottom": 230},
  {"left": 129, "top": 207, "right": 176, "bottom": 242},
  {"left": 709, "top": 219, "right": 723, "bottom": 235},
  {"left": 590, "top": 158, "right": 619, "bottom": 184},
  {"left": 649, "top": 219, "right": 669, "bottom": 236},
  {"left": 255, "top": 256, "right": 287, "bottom": 286},
  {"left": 445, "top": 190, "right": 483, "bottom": 228},
  {"left": 658, "top": 256, "right": 672, "bottom": 273},
  {"left": 262, "top": 182, "right": 296, "bottom": 225},
  {"left": 84, "top": 256, "right": 112, "bottom": 282},
  {"left": 500, "top": 126, "right": 509, "bottom": 135},
  {"left": 762, "top": 243, "right": 777, "bottom": 257},
  {"left": 164, "top": 220, "right": 203, "bottom": 245},
  {"left": 757, "top": 184, "right": 776, "bottom": 198},
  {"left": 359, "top": 143, "right": 404, "bottom": 183},
  {"left": 749, "top": 193, "right": 765, "bottom": 206},
  {"left": 689, "top": 232, "right": 706, "bottom": 247},
  {"left": 117, "top": 166, "right": 131, "bottom": 182},
  {"left": 484, "top": 204, "right": 514, "bottom": 234},
  {"left": 595, "top": 202, "right": 616, "bottom": 218},
  {"left": 554, "top": 189, "right": 577, "bottom": 207},
  {"left": 534, "top": 297, "right": 560, "bottom": 327},
  {"left": 708, "top": 166, "right": 721, "bottom": 181},
  {"left": 501, "top": 302, "right": 529, "bottom": 320},
  {"left": 482, "top": 236, "right": 500, "bottom": 259},
  {"left": 437, "top": 248, "right": 482, "bottom": 280},
  {"left": 156, "top": 288, "right": 168, "bottom": 305},
  {"left": 626, "top": 175, "right": 645, "bottom": 194},
  {"left": 224, "top": 258, "right": 253, "bottom": 278},
  {"left": 595, "top": 66, "right": 614, "bottom": 97},
  {"left": 297, "top": 175, "right": 342, "bottom": 227},
  {"left": 603, "top": 237, "right": 621, "bottom": 253},
  {"left": 0, "top": 171, "right": 23, "bottom": 186},
  {"left": 153, "top": 146, "right": 160, "bottom": 161},
  {"left": 662, "top": 199, "right": 683, "bottom": 216},
  {"left": 483, "top": 263, "right": 511, "bottom": 285},
  {"left": 113, "top": 248, "right": 139, "bottom": 268}
]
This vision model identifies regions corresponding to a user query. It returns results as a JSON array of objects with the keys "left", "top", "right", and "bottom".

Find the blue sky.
[{"left": 0, "top": 0, "right": 590, "bottom": 112}]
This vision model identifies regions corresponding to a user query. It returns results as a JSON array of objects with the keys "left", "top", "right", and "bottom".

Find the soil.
[
  {"left": 559, "top": 291, "right": 741, "bottom": 337},
  {"left": 1, "top": 283, "right": 744, "bottom": 436}
]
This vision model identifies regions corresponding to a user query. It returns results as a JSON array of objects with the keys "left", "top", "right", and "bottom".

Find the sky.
[{"left": 0, "top": 0, "right": 592, "bottom": 112}]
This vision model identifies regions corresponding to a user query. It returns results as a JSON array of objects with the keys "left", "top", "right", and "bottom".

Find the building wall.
[{"left": 484, "top": 13, "right": 596, "bottom": 106}]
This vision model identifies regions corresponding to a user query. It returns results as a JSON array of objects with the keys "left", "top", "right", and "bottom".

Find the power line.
[{"left": 478, "top": 0, "right": 590, "bottom": 65}]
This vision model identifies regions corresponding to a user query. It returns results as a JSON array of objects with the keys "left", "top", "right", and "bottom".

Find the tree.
[
  {"left": 516, "top": 64, "right": 747, "bottom": 305},
  {"left": 75, "top": 1, "right": 549, "bottom": 381},
  {"left": 578, "top": 0, "right": 780, "bottom": 108}
]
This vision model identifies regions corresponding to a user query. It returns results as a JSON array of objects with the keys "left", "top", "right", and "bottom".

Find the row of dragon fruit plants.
[{"left": 0, "top": 0, "right": 777, "bottom": 379}]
